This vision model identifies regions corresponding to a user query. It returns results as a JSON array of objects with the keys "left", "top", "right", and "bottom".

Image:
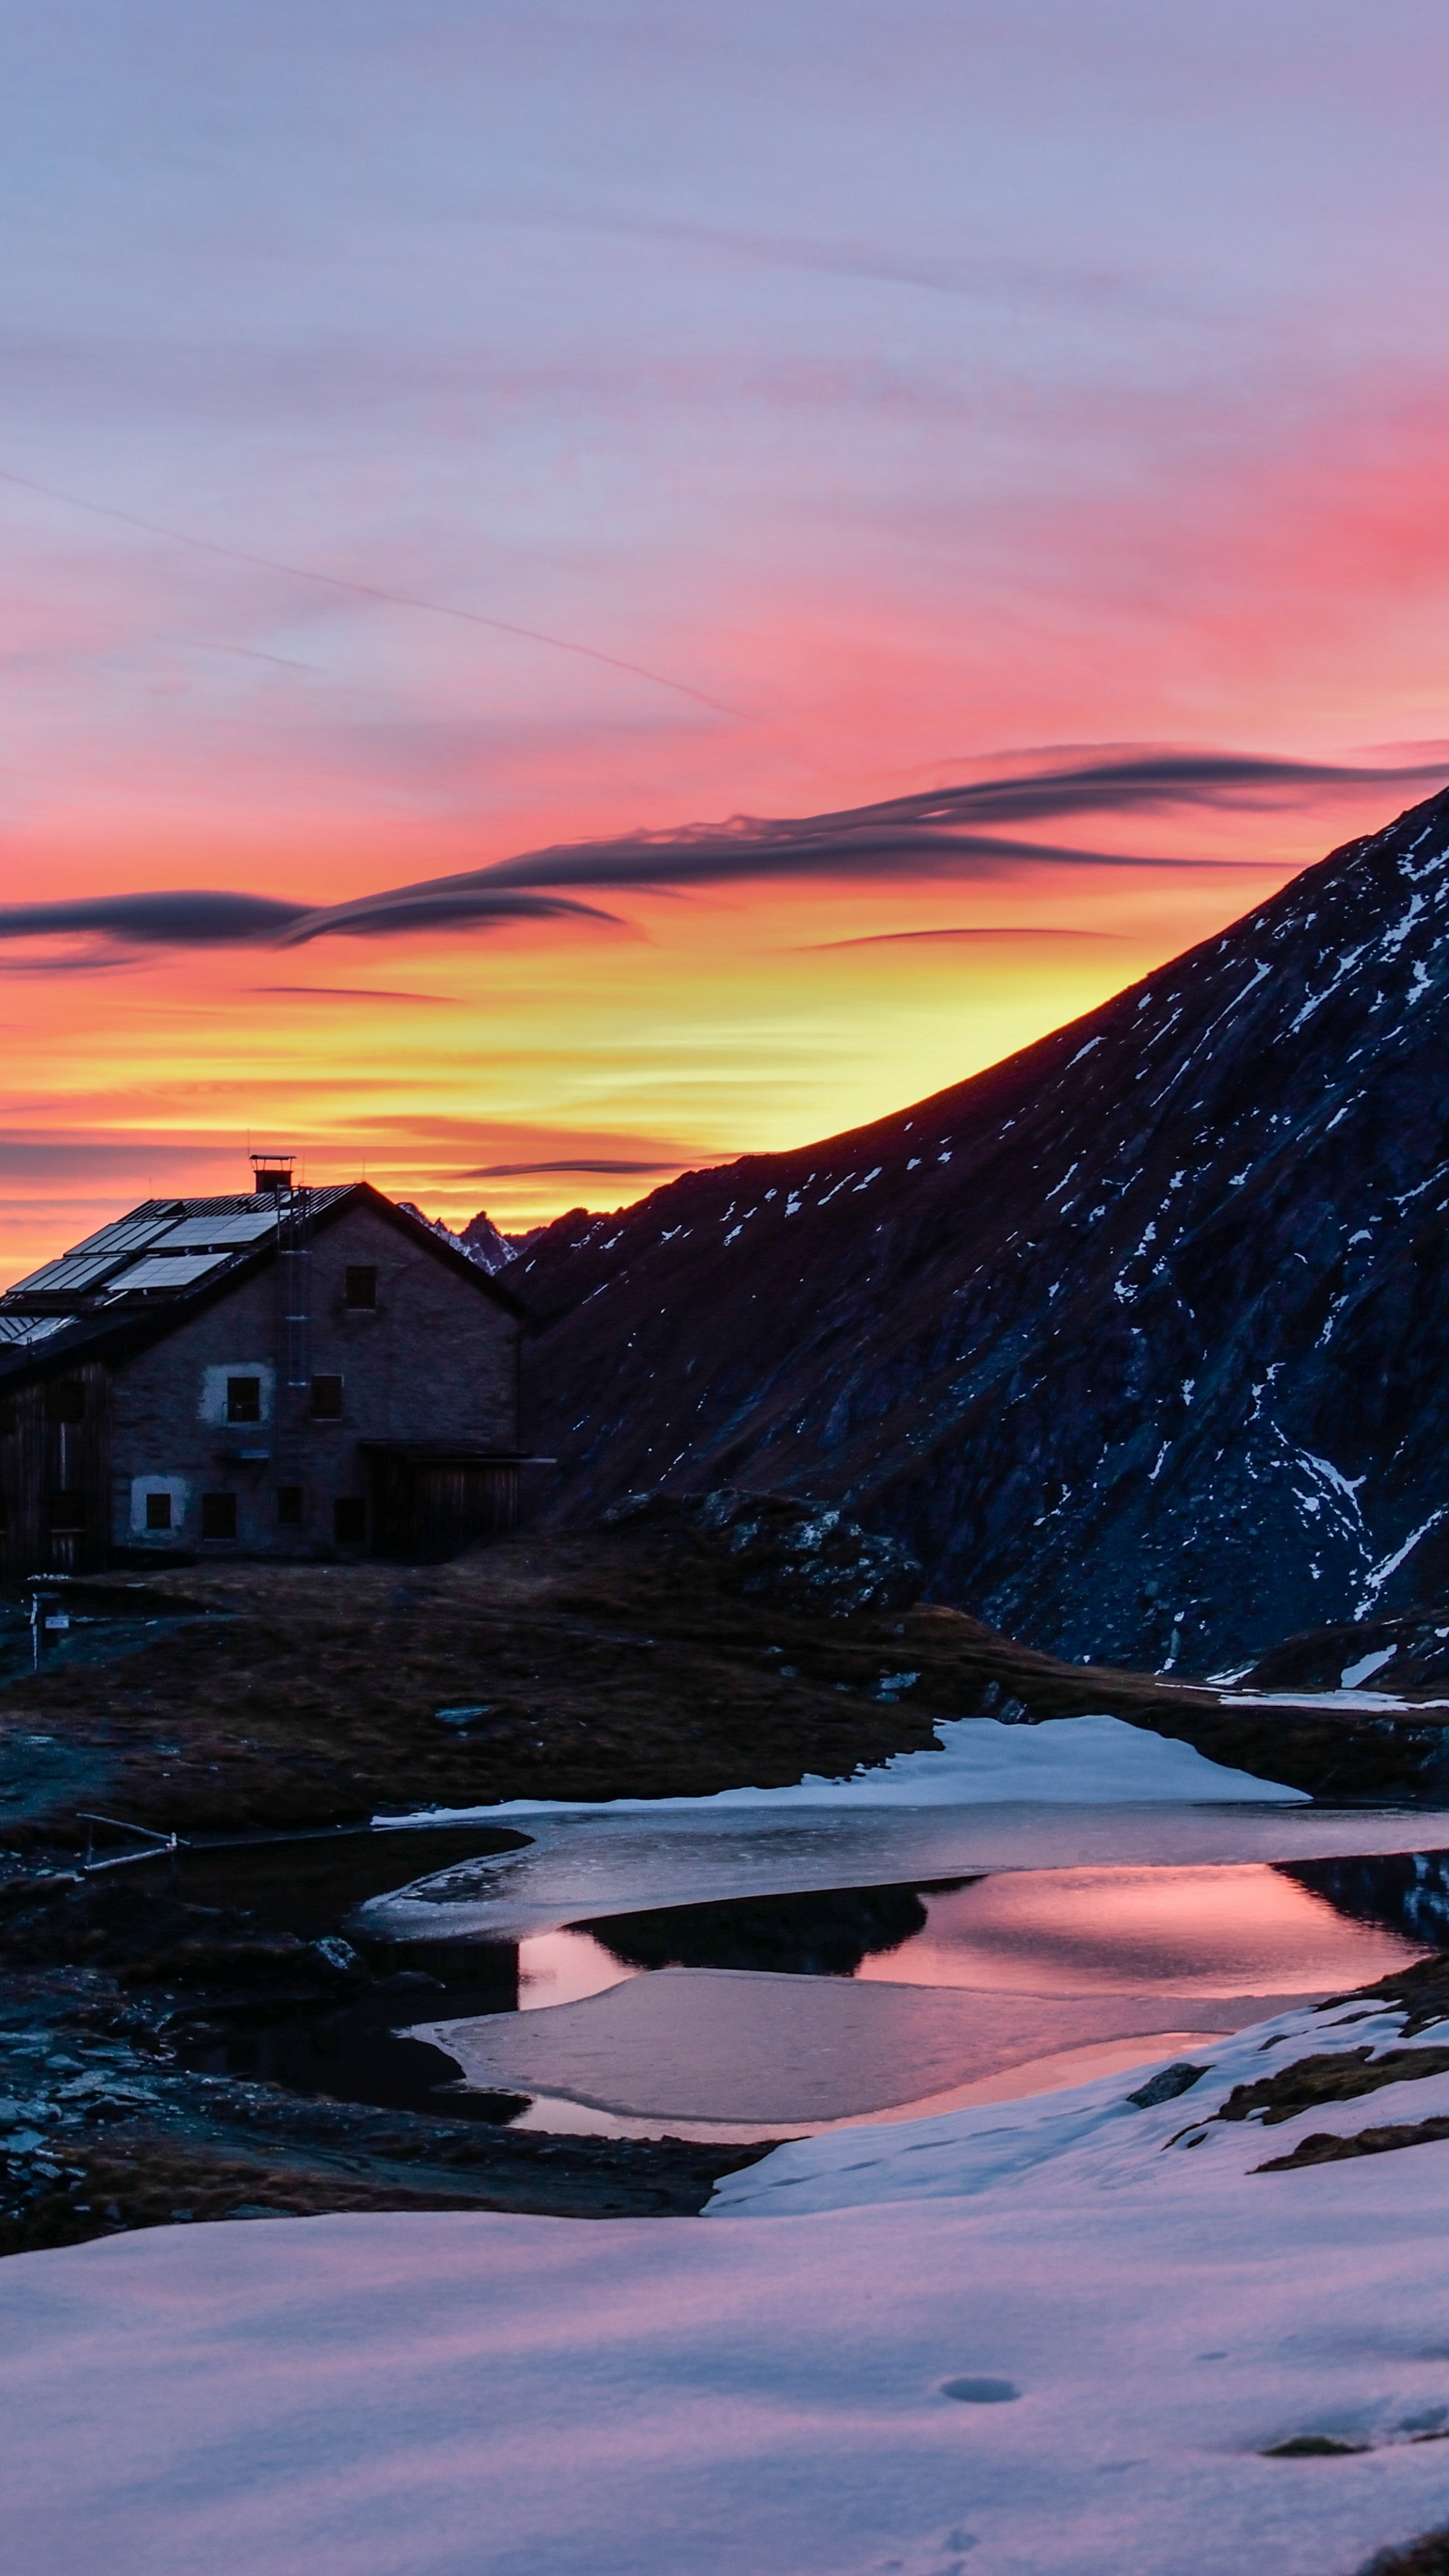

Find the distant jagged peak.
[
  {"left": 455, "top": 1209, "right": 512, "bottom": 1270},
  {"left": 395, "top": 1201, "right": 513, "bottom": 1275}
]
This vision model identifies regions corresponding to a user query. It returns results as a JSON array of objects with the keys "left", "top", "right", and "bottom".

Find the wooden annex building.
[{"left": 0, "top": 1163, "right": 539, "bottom": 1578}]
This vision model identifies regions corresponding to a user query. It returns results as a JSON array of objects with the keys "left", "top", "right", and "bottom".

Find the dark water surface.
[
  {"left": 172, "top": 1822, "right": 527, "bottom": 2121},
  {"left": 174, "top": 1838, "right": 1449, "bottom": 2139}
]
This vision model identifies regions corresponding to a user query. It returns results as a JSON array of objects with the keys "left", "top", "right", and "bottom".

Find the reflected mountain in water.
[
  {"left": 590, "top": 1881, "right": 949, "bottom": 1978},
  {"left": 1279, "top": 1849, "right": 1449, "bottom": 1953}
]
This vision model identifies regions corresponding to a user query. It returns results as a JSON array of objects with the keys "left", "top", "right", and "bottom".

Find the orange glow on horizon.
[{"left": 0, "top": 782, "right": 1385, "bottom": 1285}]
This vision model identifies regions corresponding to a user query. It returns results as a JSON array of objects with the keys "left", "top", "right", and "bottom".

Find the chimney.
[{"left": 250, "top": 1152, "right": 296, "bottom": 1196}]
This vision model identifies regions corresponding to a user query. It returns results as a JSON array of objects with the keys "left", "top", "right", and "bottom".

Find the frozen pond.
[
  {"left": 394, "top": 1847, "right": 1438, "bottom": 2138},
  {"left": 362, "top": 1793, "right": 1449, "bottom": 1943},
  {"left": 328, "top": 1719, "right": 1449, "bottom": 2139}
]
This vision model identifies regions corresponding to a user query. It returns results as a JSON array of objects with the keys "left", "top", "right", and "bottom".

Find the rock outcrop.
[{"left": 606, "top": 1486, "right": 923, "bottom": 1618}]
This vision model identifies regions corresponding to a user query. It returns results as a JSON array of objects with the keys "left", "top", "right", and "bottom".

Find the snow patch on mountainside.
[{"left": 386, "top": 1712, "right": 1307, "bottom": 1824}]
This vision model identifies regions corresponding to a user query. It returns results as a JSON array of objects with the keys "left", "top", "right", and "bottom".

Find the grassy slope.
[{"left": 3, "top": 1518, "right": 1444, "bottom": 1845}]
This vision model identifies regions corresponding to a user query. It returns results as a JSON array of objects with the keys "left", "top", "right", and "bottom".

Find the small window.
[
  {"left": 48, "top": 1491, "right": 87, "bottom": 1532},
  {"left": 344, "top": 1266, "right": 377, "bottom": 1311},
  {"left": 201, "top": 1492, "right": 237, "bottom": 1540},
  {"left": 276, "top": 1485, "right": 303, "bottom": 1526},
  {"left": 226, "top": 1377, "right": 262, "bottom": 1424},
  {"left": 46, "top": 1379, "right": 86, "bottom": 1425},
  {"left": 145, "top": 1492, "right": 172, "bottom": 1531},
  {"left": 310, "top": 1374, "right": 343, "bottom": 1419},
  {"left": 333, "top": 1497, "right": 367, "bottom": 1544}
]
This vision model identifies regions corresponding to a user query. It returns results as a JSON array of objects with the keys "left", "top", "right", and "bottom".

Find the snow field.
[
  {"left": 394, "top": 1710, "right": 1308, "bottom": 1825},
  {"left": 8, "top": 1996, "right": 1449, "bottom": 2574}
]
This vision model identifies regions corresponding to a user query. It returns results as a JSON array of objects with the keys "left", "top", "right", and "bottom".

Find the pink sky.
[{"left": 2, "top": 2, "right": 1447, "bottom": 1275}]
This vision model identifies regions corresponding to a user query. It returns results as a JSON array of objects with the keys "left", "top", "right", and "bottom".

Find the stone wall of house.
[{"left": 109, "top": 1199, "right": 519, "bottom": 1560}]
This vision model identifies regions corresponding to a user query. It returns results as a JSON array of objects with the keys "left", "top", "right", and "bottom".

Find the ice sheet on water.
[
  {"left": 362, "top": 1797, "right": 1449, "bottom": 1964},
  {"left": 358, "top": 1717, "right": 1324, "bottom": 1939},
  {"left": 411, "top": 1966, "right": 1303, "bottom": 2129},
  {"left": 1224, "top": 1687, "right": 1449, "bottom": 1712}
]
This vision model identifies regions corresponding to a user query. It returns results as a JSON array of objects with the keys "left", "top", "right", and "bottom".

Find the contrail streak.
[{"left": 0, "top": 464, "right": 744, "bottom": 718}]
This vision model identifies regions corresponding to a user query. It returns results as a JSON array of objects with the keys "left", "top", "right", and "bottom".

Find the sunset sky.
[{"left": 4, "top": 1, "right": 1449, "bottom": 1279}]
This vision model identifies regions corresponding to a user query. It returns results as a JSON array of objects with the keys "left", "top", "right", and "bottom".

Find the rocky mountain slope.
[{"left": 512, "top": 782, "right": 1449, "bottom": 1672}]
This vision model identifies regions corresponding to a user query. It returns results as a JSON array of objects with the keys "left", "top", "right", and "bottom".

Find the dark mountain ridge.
[{"left": 512, "top": 782, "right": 1449, "bottom": 1671}]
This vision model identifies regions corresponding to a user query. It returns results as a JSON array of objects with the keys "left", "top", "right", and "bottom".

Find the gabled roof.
[
  {"left": 5, "top": 1188, "right": 354, "bottom": 1308},
  {"left": 0, "top": 1181, "right": 527, "bottom": 1388}
]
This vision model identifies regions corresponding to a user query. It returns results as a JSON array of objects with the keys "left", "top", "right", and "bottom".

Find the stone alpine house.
[{"left": 0, "top": 1160, "right": 533, "bottom": 1577}]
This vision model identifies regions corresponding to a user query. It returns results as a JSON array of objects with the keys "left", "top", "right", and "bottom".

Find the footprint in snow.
[{"left": 871, "top": 2533, "right": 977, "bottom": 2572}]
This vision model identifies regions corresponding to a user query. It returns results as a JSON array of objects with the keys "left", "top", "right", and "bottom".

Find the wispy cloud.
[
  {"left": 0, "top": 751, "right": 1441, "bottom": 955},
  {"left": 804, "top": 924, "right": 1131, "bottom": 950},
  {"left": 280, "top": 886, "right": 624, "bottom": 941},
  {"left": 459, "top": 1157, "right": 714, "bottom": 1178},
  {"left": 507, "top": 203, "right": 1142, "bottom": 317},
  {"left": 0, "top": 889, "right": 616, "bottom": 948},
  {"left": 0, "top": 892, "right": 305, "bottom": 945},
  {"left": 223, "top": 751, "right": 1449, "bottom": 932},
  {"left": 251, "top": 985, "right": 472, "bottom": 1005},
  {"left": 0, "top": 951, "right": 137, "bottom": 976}
]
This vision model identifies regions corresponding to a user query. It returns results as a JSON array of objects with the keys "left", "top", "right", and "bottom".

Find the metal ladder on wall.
[{"left": 274, "top": 1183, "right": 312, "bottom": 1500}]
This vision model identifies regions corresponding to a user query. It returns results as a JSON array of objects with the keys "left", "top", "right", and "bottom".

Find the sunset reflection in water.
[{"left": 853, "top": 1864, "right": 1425, "bottom": 1998}]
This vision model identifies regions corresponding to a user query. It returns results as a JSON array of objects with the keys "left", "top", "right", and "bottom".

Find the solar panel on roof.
[
  {"left": 4, "top": 1183, "right": 358, "bottom": 1303},
  {"left": 7, "top": 1208, "right": 181, "bottom": 1296},
  {"left": 9, "top": 1250, "right": 126, "bottom": 1294},
  {"left": 174, "top": 1193, "right": 274, "bottom": 1217},
  {"left": 106, "top": 1250, "right": 231, "bottom": 1293},
  {"left": 0, "top": 1312, "right": 70, "bottom": 1344},
  {"left": 154, "top": 1209, "right": 279, "bottom": 1249},
  {"left": 48, "top": 1203, "right": 180, "bottom": 1256}
]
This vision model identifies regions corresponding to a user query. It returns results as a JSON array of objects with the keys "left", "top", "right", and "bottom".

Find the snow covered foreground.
[{"left": 9, "top": 1996, "right": 1449, "bottom": 2575}]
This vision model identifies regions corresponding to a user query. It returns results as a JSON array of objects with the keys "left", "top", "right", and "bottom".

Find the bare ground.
[{"left": 3, "top": 1514, "right": 1446, "bottom": 1854}]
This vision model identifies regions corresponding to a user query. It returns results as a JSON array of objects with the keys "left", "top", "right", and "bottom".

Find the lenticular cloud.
[{"left": 5, "top": 751, "right": 1444, "bottom": 953}]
